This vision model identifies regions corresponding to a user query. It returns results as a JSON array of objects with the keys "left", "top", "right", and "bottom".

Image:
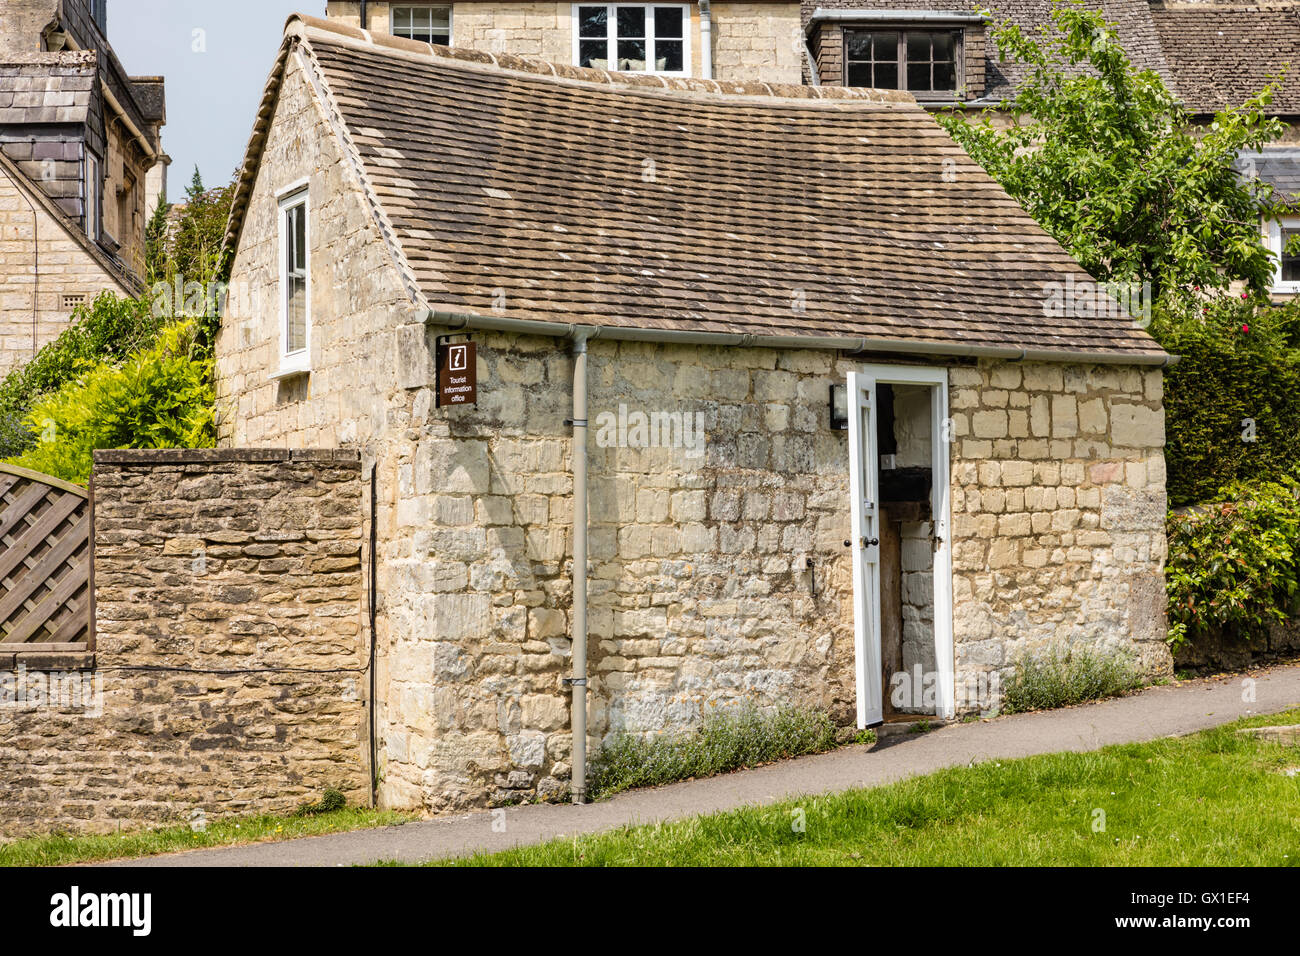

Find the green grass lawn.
[
  {"left": 0, "top": 806, "right": 413, "bottom": 867},
  {"left": 439, "top": 709, "right": 1300, "bottom": 867}
]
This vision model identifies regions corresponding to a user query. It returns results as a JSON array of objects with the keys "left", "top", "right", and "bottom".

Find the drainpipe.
[
  {"left": 699, "top": 1, "right": 713, "bottom": 80},
  {"left": 359, "top": 0, "right": 369, "bottom": 31},
  {"left": 569, "top": 330, "right": 591, "bottom": 804}
]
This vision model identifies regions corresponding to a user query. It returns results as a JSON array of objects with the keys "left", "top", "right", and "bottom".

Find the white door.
[{"left": 847, "top": 371, "right": 883, "bottom": 728}]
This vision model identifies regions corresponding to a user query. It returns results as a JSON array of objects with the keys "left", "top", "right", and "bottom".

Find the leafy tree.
[
  {"left": 7, "top": 322, "right": 216, "bottom": 485},
  {"left": 0, "top": 292, "right": 164, "bottom": 458},
  {"left": 168, "top": 169, "right": 234, "bottom": 291},
  {"left": 938, "top": 1, "right": 1287, "bottom": 306},
  {"left": 144, "top": 188, "right": 172, "bottom": 287}
]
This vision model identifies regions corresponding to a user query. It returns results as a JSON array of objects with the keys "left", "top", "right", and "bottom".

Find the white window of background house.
[
  {"left": 1268, "top": 218, "right": 1300, "bottom": 295},
  {"left": 278, "top": 184, "right": 310, "bottom": 373},
  {"left": 574, "top": 4, "right": 689, "bottom": 76},
  {"left": 391, "top": 5, "right": 452, "bottom": 45}
]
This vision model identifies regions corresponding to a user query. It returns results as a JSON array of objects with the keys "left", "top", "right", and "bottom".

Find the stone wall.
[
  {"left": 947, "top": 362, "right": 1172, "bottom": 694},
  {"left": 374, "top": 331, "right": 857, "bottom": 810},
  {"left": 217, "top": 49, "right": 412, "bottom": 449},
  {"left": 0, "top": 449, "right": 368, "bottom": 837},
  {"left": 0, "top": 161, "right": 131, "bottom": 374}
]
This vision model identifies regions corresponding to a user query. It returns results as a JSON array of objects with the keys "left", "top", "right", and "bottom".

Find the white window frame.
[
  {"left": 1267, "top": 217, "right": 1300, "bottom": 294},
  {"left": 276, "top": 181, "right": 311, "bottom": 377},
  {"left": 390, "top": 4, "right": 453, "bottom": 45},
  {"left": 84, "top": 151, "right": 100, "bottom": 242},
  {"left": 571, "top": 3, "right": 691, "bottom": 77}
]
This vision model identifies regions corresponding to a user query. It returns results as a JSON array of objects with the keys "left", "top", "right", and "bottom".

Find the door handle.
[{"left": 860, "top": 536, "right": 879, "bottom": 548}]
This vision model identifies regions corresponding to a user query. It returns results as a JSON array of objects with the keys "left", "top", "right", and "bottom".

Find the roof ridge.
[{"left": 284, "top": 12, "right": 914, "bottom": 106}]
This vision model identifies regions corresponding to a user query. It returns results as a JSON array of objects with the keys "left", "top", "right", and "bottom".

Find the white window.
[
  {"left": 278, "top": 185, "right": 310, "bottom": 373},
  {"left": 1267, "top": 217, "right": 1300, "bottom": 294},
  {"left": 391, "top": 5, "right": 452, "bottom": 45},
  {"left": 84, "top": 152, "right": 100, "bottom": 241},
  {"left": 574, "top": 4, "right": 689, "bottom": 76}
]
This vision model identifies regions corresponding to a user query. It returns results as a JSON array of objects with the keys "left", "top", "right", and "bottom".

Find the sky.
[{"left": 109, "top": 0, "right": 319, "bottom": 200}]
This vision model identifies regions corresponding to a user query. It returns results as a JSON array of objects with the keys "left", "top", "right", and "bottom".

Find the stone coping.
[
  {"left": 0, "top": 651, "right": 95, "bottom": 672},
  {"left": 92, "top": 448, "right": 361, "bottom": 465}
]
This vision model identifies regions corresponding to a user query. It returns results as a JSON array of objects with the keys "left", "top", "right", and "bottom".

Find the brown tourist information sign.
[{"left": 437, "top": 339, "right": 477, "bottom": 407}]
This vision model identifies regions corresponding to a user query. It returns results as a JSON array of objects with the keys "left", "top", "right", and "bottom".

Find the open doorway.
[{"left": 847, "top": 366, "right": 954, "bottom": 728}]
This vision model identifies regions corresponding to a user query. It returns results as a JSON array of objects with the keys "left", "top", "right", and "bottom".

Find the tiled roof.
[
  {"left": 226, "top": 15, "right": 1166, "bottom": 362},
  {"left": 1149, "top": 2, "right": 1300, "bottom": 114},
  {"left": 0, "top": 52, "right": 96, "bottom": 126},
  {"left": 984, "top": 0, "right": 1174, "bottom": 101}
]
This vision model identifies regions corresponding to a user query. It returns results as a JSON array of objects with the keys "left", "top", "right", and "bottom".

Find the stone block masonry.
[
  {"left": 947, "top": 362, "right": 1172, "bottom": 687},
  {"left": 0, "top": 449, "right": 369, "bottom": 837}
]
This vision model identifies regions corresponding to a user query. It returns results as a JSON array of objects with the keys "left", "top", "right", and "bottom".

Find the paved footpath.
[{"left": 109, "top": 663, "right": 1300, "bottom": 867}]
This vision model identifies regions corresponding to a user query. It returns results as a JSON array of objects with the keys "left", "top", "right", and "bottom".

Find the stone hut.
[{"left": 217, "top": 14, "right": 1172, "bottom": 810}]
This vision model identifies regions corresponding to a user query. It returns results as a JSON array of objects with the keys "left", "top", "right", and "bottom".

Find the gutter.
[
  {"left": 805, "top": 8, "right": 988, "bottom": 32},
  {"left": 421, "top": 309, "right": 1177, "bottom": 367},
  {"left": 101, "top": 83, "right": 156, "bottom": 161}
]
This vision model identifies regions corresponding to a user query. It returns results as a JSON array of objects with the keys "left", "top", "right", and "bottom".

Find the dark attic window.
[{"left": 845, "top": 27, "right": 961, "bottom": 99}]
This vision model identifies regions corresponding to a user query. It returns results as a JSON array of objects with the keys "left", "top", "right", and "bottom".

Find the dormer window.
[{"left": 845, "top": 27, "right": 962, "bottom": 99}]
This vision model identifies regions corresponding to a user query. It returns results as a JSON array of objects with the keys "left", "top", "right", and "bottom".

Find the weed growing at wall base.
[
  {"left": 588, "top": 705, "right": 837, "bottom": 799},
  {"left": 1001, "top": 643, "right": 1146, "bottom": 714}
]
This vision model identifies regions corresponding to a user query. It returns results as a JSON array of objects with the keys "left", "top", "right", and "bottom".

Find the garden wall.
[{"left": 0, "top": 449, "right": 369, "bottom": 837}]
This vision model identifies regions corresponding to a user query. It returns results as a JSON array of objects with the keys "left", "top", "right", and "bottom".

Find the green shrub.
[
  {"left": 588, "top": 704, "right": 837, "bottom": 800},
  {"left": 1152, "top": 298, "right": 1300, "bottom": 507},
  {"left": 1165, "top": 478, "right": 1300, "bottom": 653},
  {"left": 0, "top": 292, "right": 164, "bottom": 458},
  {"left": 1001, "top": 643, "right": 1145, "bottom": 714},
  {"left": 6, "top": 321, "right": 215, "bottom": 485}
]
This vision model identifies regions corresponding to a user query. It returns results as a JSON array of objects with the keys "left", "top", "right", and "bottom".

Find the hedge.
[
  {"left": 1166, "top": 478, "right": 1300, "bottom": 653},
  {"left": 1154, "top": 298, "right": 1300, "bottom": 507}
]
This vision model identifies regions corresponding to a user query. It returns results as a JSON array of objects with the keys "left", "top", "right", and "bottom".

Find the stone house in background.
[
  {"left": 325, "top": 4, "right": 1300, "bottom": 299},
  {"left": 216, "top": 15, "right": 1170, "bottom": 810},
  {"left": 801, "top": 0, "right": 1300, "bottom": 297},
  {"left": 324, "top": 0, "right": 809, "bottom": 84},
  {"left": 0, "top": 0, "right": 167, "bottom": 371}
]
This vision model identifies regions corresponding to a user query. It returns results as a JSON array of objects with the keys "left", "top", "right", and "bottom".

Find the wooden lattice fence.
[{"left": 0, "top": 463, "right": 90, "bottom": 651}]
